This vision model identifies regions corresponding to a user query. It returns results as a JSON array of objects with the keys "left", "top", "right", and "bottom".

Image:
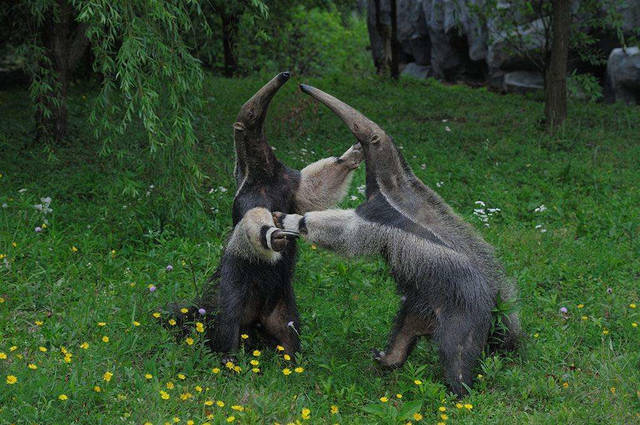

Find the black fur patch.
[{"left": 259, "top": 225, "right": 271, "bottom": 249}]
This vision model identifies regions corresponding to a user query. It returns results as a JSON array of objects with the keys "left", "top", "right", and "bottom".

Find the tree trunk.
[
  {"left": 35, "top": 0, "right": 89, "bottom": 143},
  {"left": 390, "top": 0, "right": 400, "bottom": 79},
  {"left": 221, "top": 11, "right": 239, "bottom": 78},
  {"left": 544, "top": 0, "right": 570, "bottom": 132}
]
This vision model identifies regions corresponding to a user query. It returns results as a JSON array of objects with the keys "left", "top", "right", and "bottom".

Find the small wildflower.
[
  {"left": 577, "top": 304, "right": 584, "bottom": 309},
  {"left": 187, "top": 421, "right": 194, "bottom": 425},
  {"left": 216, "top": 400, "right": 225, "bottom": 407},
  {"left": 133, "top": 321, "right": 140, "bottom": 327},
  {"left": 276, "top": 345, "right": 285, "bottom": 351},
  {"left": 602, "top": 329, "right": 609, "bottom": 335},
  {"left": 630, "top": 303, "right": 637, "bottom": 309},
  {"left": 301, "top": 408, "right": 311, "bottom": 420},
  {"left": 0, "top": 353, "right": 6, "bottom": 359},
  {"left": 168, "top": 319, "right": 176, "bottom": 326},
  {"left": 477, "top": 374, "right": 484, "bottom": 379},
  {"left": 80, "top": 342, "right": 89, "bottom": 349},
  {"left": 195, "top": 322, "right": 204, "bottom": 333},
  {"left": 226, "top": 417, "right": 235, "bottom": 423},
  {"left": 632, "top": 322, "right": 638, "bottom": 328},
  {"left": 251, "top": 367, "right": 260, "bottom": 373},
  {"left": 282, "top": 368, "right": 291, "bottom": 375},
  {"left": 6, "top": 375, "right": 17, "bottom": 384},
  {"left": 294, "top": 367, "right": 304, "bottom": 373},
  {"left": 233, "top": 365, "right": 241, "bottom": 373},
  {"left": 464, "top": 403, "right": 473, "bottom": 410},
  {"left": 198, "top": 308, "right": 206, "bottom": 315},
  {"left": 380, "top": 396, "right": 388, "bottom": 403},
  {"left": 58, "top": 394, "right": 68, "bottom": 400},
  {"left": 438, "top": 406, "right": 446, "bottom": 412},
  {"left": 38, "top": 346, "right": 47, "bottom": 352},
  {"left": 97, "top": 322, "right": 106, "bottom": 327},
  {"left": 283, "top": 354, "right": 291, "bottom": 361},
  {"left": 0, "top": 297, "right": 4, "bottom": 303},
  {"left": 166, "top": 382, "right": 175, "bottom": 389},
  {"left": 241, "top": 334, "right": 249, "bottom": 340},
  {"left": 145, "top": 373, "right": 153, "bottom": 380},
  {"left": 562, "top": 382, "right": 569, "bottom": 388},
  {"left": 231, "top": 405, "right": 244, "bottom": 411},
  {"left": 252, "top": 350, "right": 261, "bottom": 357},
  {"left": 414, "top": 379, "right": 422, "bottom": 385},
  {"left": 331, "top": 405, "right": 339, "bottom": 414},
  {"left": 212, "top": 368, "right": 220, "bottom": 374},
  {"left": 180, "top": 308, "right": 188, "bottom": 314},
  {"left": 102, "top": 336, "right": 109, "bottom": 343},
  {"left": 153, "top": 312, "right": 161, "bottom": 319},
  {"left": 440, "top": 414, "right": 448, "bottom": 420},
  {"left": 35, "top": 226, "right": 42, "bottom": 232},
  {"left": 204, "top": 400, "right": 214, "bottom": 406},
  {"left": 9, "top": 346, "right": 17, "bottom": 351},
  {"left": 534, "top": 333, "right": 539, "bottom": 338},
  {"left": 179, "top": 392, "right": 192, "bottom": 400},
  {"left": 413, "top": 413, "right": 423, "bottom": 421},
  {"left": 610, "top": 387, "right": 616, "bottom": 394},
  {"left": 35, "top": 320, "right": 43, "bottom": 326},
  {"left": 94, "top": 386, "right": 101, "bottom": 392},
  {"left": 456, "top": 403, "right": 463, "bottom": 409},
  {"left": 166, "top": 264, "right": 173, "bottom": 272},
  {"left": 160, "top": 390, "right": 170, "bottom": 399},
  {"left": 110, "top": 249, "right": 116, "bottom": 256},
  {"left": 103, "top": 371, "right": 113, "bottom": 382},
  {"left": 581, "top": 316, "right": 588, "bottom": 321},
  {"left": 177, "top": 373, "right": 186, "bottom": 380},
  {"left": 559, "top": 307, "right": 568, "bottom": 314},
  {"left": 250, "top": 359, "right": 259, "bottom": 366},
  {"left": 149, "top": 285, "right": 157, "bottom": 292},
  {"left": 185, "top": 337, "right": 194, "bottom": 345},
  {"left": 172, "top": 417, "right": 180, "bottom": 423},
  {"left": 225, "top": 361, "right": 234, "bottom": 369},
  {"left": 396, "top": 393, "right": 402, "bottom": 399}
]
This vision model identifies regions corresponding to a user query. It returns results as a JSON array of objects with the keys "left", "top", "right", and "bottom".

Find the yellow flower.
[
  {"left": 233, "top": 366, "right": 241, "bottom": 373},
  {"left": 185, "top": 337, "right": 194, "bottom": 345},
  {"left": 276, "top": 345, "right": 285, "bottom": 351},
  {"left": 103, "top": 371, "right": 113, "bottom": 382},
  {"left": 633, "top": 322, "right": 638, "bottom": 328},
  {"left": 225, "top": 361, "right": 234, "bottom": 369},
  {"left": 294, "top": 367, "right": 304, "bottom": 373},
  {"left": 35, "top": 320, "right": 43, "bottom": 326},
  {"left": 166, "top": 381, "right": 175, "bottom": 389},
  {"left": 0, "top": 297, "right": 4, "bottom": 303},
  {"left": 311, "top": 244, "right": 317, "bottom": 250},
  {"left": 172, "top": 417, "right": 180, "bottom": 423},
  {"left": 440, "top": 414, "right": 448, "bottom": 420},
  {"left": 153, "top": 312, "right": 161, "bottom": 318},
  {"left": 58, "top": 394, "right": 68, "bottom": 400},
  {"left": 533, "top": 333, "right": 539, "bottom": 338},
  {"left": 252, "top": 368, "right": 260, "bottom": 373},
  {"left": 241, "top": 334, "right": 249, "bottom": 340},
  {"left": 216, "top": 400, "right": 225, "bottom": 407},
  {"left": 226, "top": 417, "right": 235, "bottom": 423},
  {"left": 212, "top": 368, "right": 220, "bottom": 374},
  {"left": 187, "top": 421, "right": 194, "bottom": 425},
  {"left": 6, "top": 375, "right": 17, "bottom": 384},
  {"left": 562, "top": 382, "right": 569, "bottom": 388},
  {"left": 0, "top": 352, "right": 6, "bottom": 359},
  {"left": 577, "top": 304, "right": 584, "bottom": 309},
  {"left": 414, "top": 379, "right": 422, "bottom": 385},
  {"left": 168, "top": 319, "right": 177, "bottom": 326},
  {"left": 464, "top": 403, "right": 473, "bottom": 410},
  {"left": 180, "top": 392, "right": 192, "bottom": 400},
  {"left": 477, "top": 373, "right": 484, "bottom": 379},
  {"left": 581, "top": 316, "right": 588, "bottom": 321},
  {"left": 12, "top": 242, "right": 17, "bottom": 247},
  {"left": 28, "top": 363, "right": 37, "bottom": 370},
  {"left": 301, "top": 408, "right": 311, "bottom": 419},
  {"left": 178, "top": 373, "right": 186, "bottom": 380},
  {"left": 252, "top": 350, "right": 261, "bottom": 357},
  {"left": 330, "top": 405, "right": 339, "bottom": 414},
  {"left": 180, "top": 308, "right": 189, "bottom": 314},
  {"left": 160, "top": 390, "right": 170, "bottom": 399},
  {"left": 283, "top": 354, "right": 291, "bottom": 361},
  {"left": 413, "top": 413, "right": 423, "bottom": 421},
  {"left": 602, "top": 329, "right": 609, "bottom": 335},
  {"left": 438, "top": 406, "right": 446, "bottom": 412},
  {"left": 396, "top": 393, "right": 402, "bottom": 399},
  {"left": 71, "top": 246, "right": 78, "bottom": 252},
  {"left": 144, "top": 422, "right": 153, "bottom": 425},
  {"left": 610, "top": 387, "right": 616, "bottom": 394},
  {"left": 379, "top": 396, "right": 388, "bottom": 403},
  {"left": 64, "top": 354, "right": 72, "bottom": 363},
  {"left": 195, "top": 385, "right": 202, "bottom": 392},
  {"left": 438, "top": 423, "right": 446, "bottom": 425},
  {"left": 10, "top": 346, "right": 17, "bottom": 351},
  {"left": 111, "top": 249, "right": 116, "bottom": 256},
  {"left": 133, "top": 321, "right": 140, "bottom": 327},
  {"left": 80, "top": 342, "right": 89, "bottom": 349},
  {"left": 196, "top": 323, "right": 204, "bottom": 333},
  {"left": 231, "top": 405, "right": 244, "bottom": 411},
  {"left": 250, "top": 359, "right": 259, "bottom": 366},
  {"left": 204, "top": 400, "right": 213, "bottom": 406},
  {"left": 630, "top": 303, "right": 636, "bottom": 309},
  {"left": 455, "top": 403, "right": 463, "bottom": 409},
  {"left": 282, "top": 368, "right": 292, "bottom": 375},
  {"left": 145, "top": 373, "right": 153, "bottom": 380},
  {"left": 102, "top": 336, "right": 109, "bottom": 343},
  {"left": 39, "top": 346, "right": 47, "bottom": 352}
]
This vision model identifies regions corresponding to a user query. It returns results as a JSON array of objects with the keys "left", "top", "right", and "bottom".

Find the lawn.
[{"left": 0, "top": 73, "right": 639, "bottom": 424}]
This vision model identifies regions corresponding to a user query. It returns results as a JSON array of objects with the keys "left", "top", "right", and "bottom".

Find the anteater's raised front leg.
[
  {"left": 373, "top": 302, "right": 435, "bottom": 369},
  {"left": 294, "top": 144, "right": 363, "bottom": 214}
]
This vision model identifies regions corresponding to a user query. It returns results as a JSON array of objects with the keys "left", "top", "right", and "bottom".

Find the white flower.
[
  {"left": 18, "top": 188, "right": 27, "bottom": 193},
  {"left": 420, "top": 164, "right": 426, "bottom": 170},
  {"left": 445, "top": 126, "right": 451, "bottom": 132},
  {"left": 436, "top": 181, "right": 444, "bottom": 188},
  {"left": 534, "top": 204, "right": 547, "bottom": 213},
  {"left": 357, "top": 185, "right": 366, "bottom": 195},
  {"left": 218, "top": 186, "right": 228, "bottom": 193},
  {"left": 475, "top": 201, "right": 486, "bottom": 207},
  {"left": 535, "top": 224, "right": 543, "bottom": 229},
  {"left": 350, "top": 195, "right": 358, "bottom": 201}
]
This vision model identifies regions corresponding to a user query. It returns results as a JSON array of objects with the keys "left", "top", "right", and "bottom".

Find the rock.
[
  {"left": 606, "top": 47, "right": 640, "bottom": 104},
  {"left": 401, "top": 62, "right": 432, "bottom": 79},
  {"left": 503, "top": 71, "right": 544, "bottom": 94},
  {"left": 487, "top": 18, "right": 547, "bottom": 73}
]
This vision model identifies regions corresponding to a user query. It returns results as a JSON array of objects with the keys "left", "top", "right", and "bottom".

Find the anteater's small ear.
[{"left": 233, "top": 122, "right": 245, "bottom": 131}]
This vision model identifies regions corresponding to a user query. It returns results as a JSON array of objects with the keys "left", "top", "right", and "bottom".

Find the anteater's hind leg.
[
  {"left": 373, "top": 302, "right": 435, "bottom": 368},
  {"left": 260, "top": 289, "right": 301, "bottom": 356},
  {"left": 434, "top": 310, "right": 491, "bottom": 396}
]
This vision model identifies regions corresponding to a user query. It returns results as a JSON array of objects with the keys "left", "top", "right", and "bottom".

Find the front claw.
[{"left": 371, "top": 348, "right": 401, "bottom": 370}]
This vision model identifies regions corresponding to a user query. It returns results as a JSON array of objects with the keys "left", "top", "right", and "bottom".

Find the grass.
[{"left": 0, "top": 73, "right": 639, "bottom": 425}]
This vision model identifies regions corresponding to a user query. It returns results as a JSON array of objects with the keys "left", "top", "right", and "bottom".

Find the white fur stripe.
[
  {"left": 282, "top": 214, "right": 302, "bottom": 232},
  {"left": 265, "top": 227, "right": 278, "bottom": 250}
]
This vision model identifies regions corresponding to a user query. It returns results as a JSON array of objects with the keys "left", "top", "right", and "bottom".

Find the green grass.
[{"left": 0, "top": 73, "right": 639, "bottom": 425}]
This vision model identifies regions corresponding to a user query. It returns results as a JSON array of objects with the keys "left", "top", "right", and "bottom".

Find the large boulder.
[
  {"left": 401, "top": 62, "right": 432, "bottom": 79},
  {"left": 606, "top": 47, "right": 640, "bottom": 104},
  {"left": 503, "top": 70, "right": 544, "bottom": 94}
]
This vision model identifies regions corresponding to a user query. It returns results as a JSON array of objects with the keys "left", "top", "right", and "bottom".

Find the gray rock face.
[
  {"left": 606, "top": 47, "right": 640, "bottom": 104},
  {"left": 401, "top": 62, "right": 432, "bottom": 79},
  {"left": 367, "top": 0, "right": 640, "bottom": 90},
  {"left": 503, "top": 70, "right": 544, "bottom": 94}
]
